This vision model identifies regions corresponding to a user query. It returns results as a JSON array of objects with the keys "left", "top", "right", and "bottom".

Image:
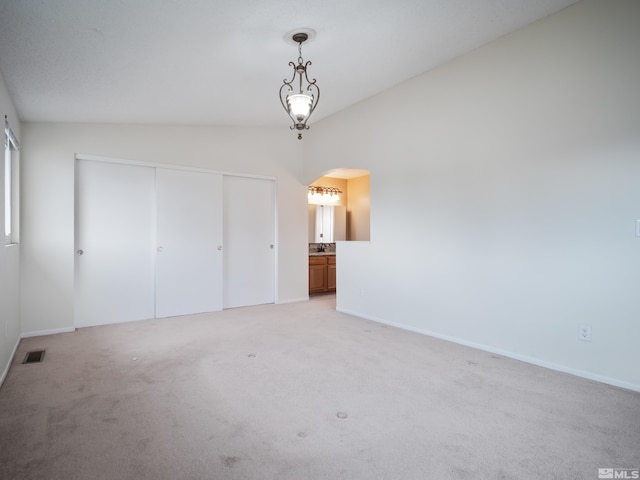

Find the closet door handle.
[
  {"left": 76, "top": 249, "right": 84, "bottom": 255},
  {"left": 217, "top": 245, "right": 223, "bottom": 251}
]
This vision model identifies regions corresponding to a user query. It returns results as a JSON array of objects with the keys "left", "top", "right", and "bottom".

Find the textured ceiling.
[{"left": 0, "top": 0, "right": 577, "bottom": 127}]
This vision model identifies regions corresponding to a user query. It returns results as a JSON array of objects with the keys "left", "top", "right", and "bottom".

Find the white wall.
[
  {"left": 0, "top": 69, "right": 21, "bottom": 384},
  {"left": 20, "top": 123, "right": 308, "bottom": 335},
  {"left": 305, "top": 0, "right": 640, "bottom": 390}
]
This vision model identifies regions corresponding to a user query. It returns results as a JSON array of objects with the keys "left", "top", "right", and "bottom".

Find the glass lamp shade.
[{"left": 287, "top": 93, "right": 313, "bottom": 123}]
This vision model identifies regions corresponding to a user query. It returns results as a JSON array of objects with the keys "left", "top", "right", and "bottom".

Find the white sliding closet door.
[
  {"left": 76, "top": 159, "right": 276, "bottom": 327},
  {"left": 155, "top": 169, "right": 223, "bottom": 317},
  {"left": 223, "top": 176, "right": 275, "bottom": 308},
  {"left": 75, "top": 160, "right": 155, "bottom": 327}
]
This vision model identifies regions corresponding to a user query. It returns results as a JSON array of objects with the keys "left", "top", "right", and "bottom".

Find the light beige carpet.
[{"left": 1, "top": 295, "right": 638, "bottom": 479}]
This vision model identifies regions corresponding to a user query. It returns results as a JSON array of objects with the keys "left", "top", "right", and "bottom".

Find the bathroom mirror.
[{"left": 308, "top": 205, "right": 346, "bottom": 243}]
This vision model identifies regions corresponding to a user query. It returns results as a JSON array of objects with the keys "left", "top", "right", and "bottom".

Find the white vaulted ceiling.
[{"left": 0, "top": 0, "right": 577, "bottom": 127}]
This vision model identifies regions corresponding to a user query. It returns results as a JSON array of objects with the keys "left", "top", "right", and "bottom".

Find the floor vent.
[{"left": 22, "top": 350, "right": 46, "bottom": 364}]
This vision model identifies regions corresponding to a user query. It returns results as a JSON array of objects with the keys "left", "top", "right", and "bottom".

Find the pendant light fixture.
[{"left": 279, "top": 31, "right": 320, "bottom": 140}]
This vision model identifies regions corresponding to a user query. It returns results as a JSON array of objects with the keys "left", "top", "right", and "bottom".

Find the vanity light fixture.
[
  {"left": 279, "top": 31, "right": 320, "bottom": 140},
  {"left": 308, "top": 186, "right": 341, "bottom": 204}
]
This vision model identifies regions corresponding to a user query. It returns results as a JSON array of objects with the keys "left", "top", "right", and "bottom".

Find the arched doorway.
[
  {"left": 307, "top": 168, "right": 370, "bottom": 295},
  {"left": 308, "top": 168, "right": 370, "bottom": 244}
]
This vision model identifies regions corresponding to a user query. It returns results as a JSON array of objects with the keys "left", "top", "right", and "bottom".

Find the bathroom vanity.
[{"left": 308, "top": 253, "right": 336, "bottom": 294}]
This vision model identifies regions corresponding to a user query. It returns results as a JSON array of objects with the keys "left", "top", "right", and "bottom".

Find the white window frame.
[{"left": 5, "top": 115, "right": 20, "bottom": 245}]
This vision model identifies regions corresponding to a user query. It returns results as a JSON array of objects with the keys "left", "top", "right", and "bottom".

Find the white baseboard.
[
  {"left": 0, "top": 336, "right": 21, "bottom": 389},
  {"left": 276, "top": 297, "right": 309, "bottom": 304},
  {"left": 21, "top": 327, "right": 76, "bottom": 339},
  {"left": 337, "top": 307, "right": 640, "bottom": 393}
]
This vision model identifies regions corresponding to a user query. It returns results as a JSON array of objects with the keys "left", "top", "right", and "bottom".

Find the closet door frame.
[{"left": 74, "top": 154, "right": 278, "bottom": 326}]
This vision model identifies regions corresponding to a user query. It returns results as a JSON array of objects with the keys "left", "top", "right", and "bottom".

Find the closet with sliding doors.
[{"left": 74, "top": 156, "right": 275, "bottom": 328}]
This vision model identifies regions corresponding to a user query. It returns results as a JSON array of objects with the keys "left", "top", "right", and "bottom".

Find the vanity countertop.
[{"left": 309, "top": 252, "right": 336, "bottom": 256}]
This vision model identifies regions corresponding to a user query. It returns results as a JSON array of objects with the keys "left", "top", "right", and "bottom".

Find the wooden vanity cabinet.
[
  {"left": 309, "top": 255, "right": 336, "bottom": 293},
  {"left": 327, "top": 256, "right": 336, "bottom": 290}
]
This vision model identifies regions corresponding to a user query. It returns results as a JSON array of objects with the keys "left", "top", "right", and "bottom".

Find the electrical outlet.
[
  {"left": 359, "top": 287, "right": 365, "bottom": 297},
  {"left": 579, "top": 325, "right": 592, "bottom": 342}
]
